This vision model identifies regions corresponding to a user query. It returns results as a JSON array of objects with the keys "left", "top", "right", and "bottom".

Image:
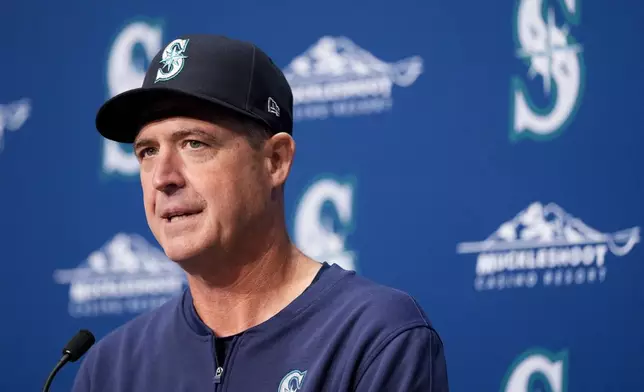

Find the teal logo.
[
  {"left": 510, "top": 0, "right": 585, "bottom": 141},
  {"left": 501, "top": 348, "right": 568, "bottom": 391},
  {"left": 278, "top": 370, "right": 307, "bottom": 392},
  {"left": 293, "top": 175, "right": 357, "bottom": 272},
  {"left": 103, "top": 20, "right": 163, "bottom": 178},
  {"left": 155, "top": 38, "right": 190, "bottom": 83}
]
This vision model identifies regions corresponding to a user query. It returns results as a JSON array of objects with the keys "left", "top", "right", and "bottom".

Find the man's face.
[{"left": 133, "top": 114, "right": 273, "bottom": 263}]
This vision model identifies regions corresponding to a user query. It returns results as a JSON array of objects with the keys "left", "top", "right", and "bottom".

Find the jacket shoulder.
[
  {"left": 329, "top": 270, "right": 434, "bottom": 332},
  {"left": 73, "top": 292, "right": 184, "bottom": 383}
]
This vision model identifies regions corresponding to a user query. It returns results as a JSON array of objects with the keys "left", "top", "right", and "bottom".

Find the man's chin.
[
  {"left": 160, "top": 239, "right": 207, "bottom": 264},
  {"left": 162, "top": 250, "right": 195, "bottom": 264}
]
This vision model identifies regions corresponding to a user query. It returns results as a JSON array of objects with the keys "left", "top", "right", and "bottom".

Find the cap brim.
[{"left": 95, "top": 87, "right": 269, "bottom": 144}]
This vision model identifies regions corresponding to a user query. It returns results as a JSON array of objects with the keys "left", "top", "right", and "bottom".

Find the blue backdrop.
[{"left": 1, "top": 0, "right": 642, "bottom": 390}]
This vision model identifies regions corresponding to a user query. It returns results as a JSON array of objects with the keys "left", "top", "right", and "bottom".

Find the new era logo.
[{"left": 268, "top": 97, "right": 280, "bottom": 117}]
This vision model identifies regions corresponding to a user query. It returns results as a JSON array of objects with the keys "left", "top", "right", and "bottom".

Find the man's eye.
[
  {"left": 185, "top": 140, "right": 205, "bottom": 149},
  {"left": 138, "top": 147, "right": 156, "bottom": 158}
]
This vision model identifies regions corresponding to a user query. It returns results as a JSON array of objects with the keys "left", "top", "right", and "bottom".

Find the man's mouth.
[
  {"left": 166, "top": 213, "right": 196, "bottom": 223},
  {"left": 161, "top": 209, "right": 202, "bottom": 223}
]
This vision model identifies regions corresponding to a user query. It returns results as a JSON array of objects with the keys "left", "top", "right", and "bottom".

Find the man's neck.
[{"left": 185, "top": 236, "right": 322, "bottom": 337}]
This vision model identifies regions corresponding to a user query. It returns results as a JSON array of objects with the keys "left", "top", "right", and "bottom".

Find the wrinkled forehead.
[
  {"left": 135, "top": 117, "right": 221, "bottom": 146},
  {"left": 132, "top": 96, "right": 248, "bottom": 143}
]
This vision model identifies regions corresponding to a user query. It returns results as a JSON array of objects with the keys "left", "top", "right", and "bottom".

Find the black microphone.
[{"left": 42, "top": 329, "right": 95, "bottom": 392}]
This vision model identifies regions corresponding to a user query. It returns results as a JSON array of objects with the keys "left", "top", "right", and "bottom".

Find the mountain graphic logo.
[
  {"left": 456, "top": 202, "right": 640, "bottom": 291},
  {"left": 458, "top": 202, "right": 640, "bottom": 255},
  {"left": 283, "top": 36, "right": 423, "bottom": 86},
  {"left": 53, "top": 233, "right": 187, "bottom": 317},
  {"left": 282, "top": 36, "right": 423, "bottom": 121}
]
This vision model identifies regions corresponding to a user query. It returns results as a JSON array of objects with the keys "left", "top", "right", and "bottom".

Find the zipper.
[
  {"left": 212, "top": 337, "right": 226, "bottom": 391},
  {"left": 211, "top": 334, "right": 241, "bottom": 391},
  {"left": 214, "top": 366, "right": 224, "bottom": 384}
]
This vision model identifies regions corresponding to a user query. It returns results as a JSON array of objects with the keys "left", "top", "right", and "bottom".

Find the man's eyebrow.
[
  {"left": 133, "top": 128, "right": 222, "bottom": 150},
  {"left": 172, "top": 128, "right": 221, "bottom": 143},
  {"left": 133, "top": 137, "right": 154, "bottom": 152}
]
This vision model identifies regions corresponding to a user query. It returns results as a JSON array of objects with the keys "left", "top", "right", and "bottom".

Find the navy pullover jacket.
[{"left": 71, "top": 263, "right": 449, "bottom": 391}]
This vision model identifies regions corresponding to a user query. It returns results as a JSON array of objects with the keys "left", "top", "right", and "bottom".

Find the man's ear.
[{"left": 264, "top": 132, "right": 295, "bottom": 188}]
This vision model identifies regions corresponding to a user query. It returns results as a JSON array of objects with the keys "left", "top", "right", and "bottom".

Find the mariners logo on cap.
[{"left": 155, "top": 38, "right": 190, "bottom": 83}]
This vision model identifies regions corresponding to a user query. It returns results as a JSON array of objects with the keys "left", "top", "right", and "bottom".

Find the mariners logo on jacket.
[{"left": 278, "top": 370, "right": 307, "bottom": 392}]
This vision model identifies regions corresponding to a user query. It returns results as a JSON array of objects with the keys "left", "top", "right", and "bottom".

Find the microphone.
[{"left": 42, "top": 329, "right": 95, "bottom": 392}]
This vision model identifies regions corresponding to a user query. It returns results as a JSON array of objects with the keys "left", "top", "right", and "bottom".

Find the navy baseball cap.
[{"left": 95, "top": 34, "right": 293, "bottom": 143}]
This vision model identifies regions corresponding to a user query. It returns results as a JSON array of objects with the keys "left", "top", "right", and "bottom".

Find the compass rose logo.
[{"left": 155, "top": 38, "right": 190, "bottom": 83}]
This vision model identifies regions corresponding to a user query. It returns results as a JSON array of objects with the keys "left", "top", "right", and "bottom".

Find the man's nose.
[{"left": 152, "top": 149, "right": 186, "bottom": 194}]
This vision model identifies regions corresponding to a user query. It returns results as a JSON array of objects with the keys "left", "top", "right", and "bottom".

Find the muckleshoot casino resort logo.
[
  {"left": 282, "top": 36, "right": 423, "bottom": 122},
  {"left": 53, "top": 233, "right": 187, "bottom": 318},
  {"left": 456, "top": 202, "right": 640, "bottom": 291}
]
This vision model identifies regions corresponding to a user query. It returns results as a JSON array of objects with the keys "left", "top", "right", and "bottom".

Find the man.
[{"left": 72, "top": 34, "right": 449, "bottom": 391}]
